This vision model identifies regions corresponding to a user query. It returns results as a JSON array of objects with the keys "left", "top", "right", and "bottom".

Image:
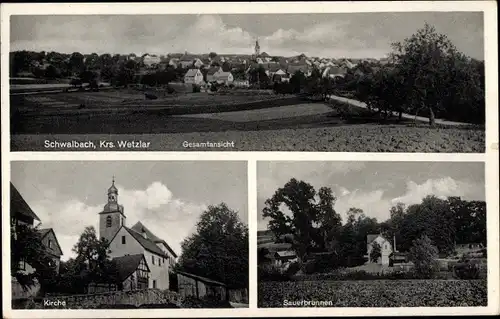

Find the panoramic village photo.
[
  {"left": 10, "top": 12, "right": 485, "bottom": 152},
  {"left": 257, "top": 161, "right": 487, "bottom": 307},
  {"left": 10, "top": 161, "right": 249, "bottom": 309}
]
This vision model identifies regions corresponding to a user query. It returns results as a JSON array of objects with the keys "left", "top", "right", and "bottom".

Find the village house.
[
  {"left": 10, "top": 183, "right": 63, "bottom": 299},
  {"left": 366, "top": 234, "right": 394, "bottom": 265},
  {"left": 206, "top": 66, "right": 223, "bottom": 83},
  {"left": 322, "top": 66, "right": 348, "bottom": 79},
  {"left": 99, "top": 179, "right": 177, "bottom": 290},
  {"left": 273, "top": 250, "right": 297, "bottom": 267},
  {"left": 184, "top": 69, "right": 204, "bottom": 85},
  {"left": 214, "top": 71, "right": 234, "bottom": 85},
  {"left": 177, "top": 271, "right": 228, "bottom": 301},
  {"left": 112, "top": 254, "right": 151, "bottom": 291},
  {"left": 143, "top": 54, "right": 161, "bottom": 68}
]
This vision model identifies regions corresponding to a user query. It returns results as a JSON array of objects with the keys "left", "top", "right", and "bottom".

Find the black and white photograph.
[
  {"left": 9, "top": 11, "right": 486, "bottom": 152},
  {"left": 257, "top": 161, "right": 487, "bottom": 307},
  {"left": 10, "top": 161, "right": 249, "bottom": 309}
]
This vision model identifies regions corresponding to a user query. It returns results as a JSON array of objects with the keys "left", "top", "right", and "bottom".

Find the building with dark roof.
[
  {"left": 112, "top": 254, "right": 151, "bottom": 290},
  {"left": 99, "top": 178, "right": 176, "bottom": 290},
  {"left": 10, "top": 183, "right": 64, "bottom": 299}
]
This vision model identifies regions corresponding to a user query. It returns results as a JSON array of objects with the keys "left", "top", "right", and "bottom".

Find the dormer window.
[{"left": 106, "top": 216, "right": 112, "bottom": 228}]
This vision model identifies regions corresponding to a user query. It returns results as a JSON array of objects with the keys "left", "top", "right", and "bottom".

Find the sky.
[
  {"left": 11, "top": 161, "right": 248, "bottom": 261},
  {"left": 10, "top": 12, "right": 484, "bottom": 59},
  {"left": 257, "top": 161, "right": 485, "bottom": 231}
]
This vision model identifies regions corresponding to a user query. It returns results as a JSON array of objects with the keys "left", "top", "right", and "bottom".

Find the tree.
[
  {"left": 370, "top": 241, "right": 382, "bottom": 263},
  {"left": 11, "top": 223, "right": 58, "bottom": 294},
  {"left": 209, "top": 52, "right": 218, "bottom": 59},
  {"left": 390, "top": 23, "right": 484, "bottom": 126},
  {"left": 44, "top": 65, "right": 61, "bottom": 79},
  {"left": 72, "top": 226, "right": 117, "bottom": 288},
  {"left": 289, "top": 71, "right": 307, "bottom": 94},
  {"left": 262, "top": 178, "right": 342, "bottom": 262},
  {"left": 177, "top": 203, "right": 248, "bottom": 289},
  {"left": 68, "top": 52, "right": 85, "bottom": 75},
  {"left": 408, "top": 234, "right": 439, "bottom": 278}
]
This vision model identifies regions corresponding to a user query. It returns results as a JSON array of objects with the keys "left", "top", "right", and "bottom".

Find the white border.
[{"left": 2, "top": 1, "right": 499, "bottom": 318}]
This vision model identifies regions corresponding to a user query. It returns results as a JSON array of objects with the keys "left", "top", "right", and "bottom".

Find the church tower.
[
  {"left": 255, "top": 38, "right": 260, "bottom": 57},
  {"left": 99, "top": 177, "right": 126, "bottom": 243}
]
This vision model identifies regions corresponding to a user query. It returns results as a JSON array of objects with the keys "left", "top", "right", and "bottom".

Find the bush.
[
  {"left": 192, "top": 84, "right": 201, "bottom": 93},
  {"left": 258, "top": 264, "right": 291, "bottom": 281},
  {"left": 285, "top": 261, "right": 301, "bottom": 277},
  {"left": 454, "top": 261, "right": 481, "bottom": 279},
  {"left": 408, "top": 234, "right": 440, "bottom": 279}
]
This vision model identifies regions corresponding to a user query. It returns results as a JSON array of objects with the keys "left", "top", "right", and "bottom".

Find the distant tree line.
[{"left": 261, "top": 178, "right": 486, "bottom": 273}]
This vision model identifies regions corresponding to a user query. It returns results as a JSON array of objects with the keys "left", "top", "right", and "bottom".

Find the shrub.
[
  {"left": 408, "top": 234, "right": 440, "bottom": 279},
  {"left": 454, "top": 261, "right": 481, "bottom": 279},
  {"left": 285, "top": 262, "right": 301, "bottom": 277},
  {"left": 258, "top": 264, "right": 291, "bottom": 281},
  {"left": 192, "top": 84, "right": 201, "bottom": 93}
]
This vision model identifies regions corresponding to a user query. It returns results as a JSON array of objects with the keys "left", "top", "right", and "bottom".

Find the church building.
[{"left": 98, "top": 178, "right": 177, "bottom": 290}]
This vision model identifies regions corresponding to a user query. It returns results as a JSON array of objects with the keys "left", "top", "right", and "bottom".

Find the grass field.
[
  {"left": 11, "top": 90, "right": 291, "bottom": 113},
  {"left": 258, "top": 279, "right": 487, "bottom": 307}
]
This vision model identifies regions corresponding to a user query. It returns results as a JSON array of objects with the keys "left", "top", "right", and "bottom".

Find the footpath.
[{"left": 329, "top": 95, "right": 470, "bottom": 127}]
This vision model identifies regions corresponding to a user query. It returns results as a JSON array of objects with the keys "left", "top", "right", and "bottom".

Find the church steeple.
[
  {"left": 108, "top": 176, "right": 118, "bottom": 203},
  {"left": 255, "top": 38, "right": 260, "bottom": 57},
  {"left": 100, "top": 177, "right": 126, "bottom": 243}
]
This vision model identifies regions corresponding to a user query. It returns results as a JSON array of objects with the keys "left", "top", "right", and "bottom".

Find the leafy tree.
[
  {"left": 209, "top": 52, "right": 218, "bottom": 59},
  {"left": 289, "top": 71, "right": 307, "bottom": 93},
  {"left": 177, "top": 203, "right": 248, "bottom": 289},
  {"left": 391, "top": 23, "right": 484, "bottom": 125},
  {"left": 370, "top": 241, "right": 382, "bottom": 263},
  {"left": 69, "top": 52, "right": 85, "bottom": 74},
  {"left": 44, "top": 65, "right": 61, "bottom": 79},
  {"left": 408, "top": 234, "right": 439, "bottom": 278},
  {"left": 262, "top": 178, "right": 342, "bottom": 262},
  {"left": 72, "top": 226, "right": 117, "bottom": 288},
  {"left": 11, "top": 223, "right": 58, "bottom": 294}
]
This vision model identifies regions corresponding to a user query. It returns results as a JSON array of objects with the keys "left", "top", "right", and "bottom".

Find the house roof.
[
  {"left": 176, "top": 270, "right": 226, "bottom": 287},
  {"left": 112, "top": 254, "right": 150, "bottom": 282},
  {"left": 206, "top": 67, "right": 221, "bottom": 76},
  {"left": 260, "top": 52, "right": 270, "bottom": 57},
  {"left": 275, "top": 250, "right": 296, "bottom": 258},
  {"left": 184, "top": 69, "right": 200, "bottom": 77},
  {"left": 11, "top": 183, "right": 41, "bottom": 222},
  {"left": 130, "top": 221, "right": 177, "bottom": 258},
  {"left": 214, "top": 72, "right": 232, "bottom": 79},
  {"left": 367, "top": 234, "right": 381, "bottom": 244},
  {"left": 122, "top": 226, "right": 169, "bottom": 258},
  {"left": 39, "top": 228, "right": 64, "bottom": 257},
  {"left": 180, "top": 54, "right": 196, "bottom": 62}
]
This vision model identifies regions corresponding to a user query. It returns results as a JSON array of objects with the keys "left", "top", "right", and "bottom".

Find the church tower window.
[{"left": 106, "top": 216, "right": 112, "bottom": 228}]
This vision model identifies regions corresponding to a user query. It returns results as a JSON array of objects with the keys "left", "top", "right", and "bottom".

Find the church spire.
[
  {"left": 108, "top": 176, "right": 118, "bottom": 203},
  {"left": 255, "top": 37, "right": 260, "bottom": 57}
]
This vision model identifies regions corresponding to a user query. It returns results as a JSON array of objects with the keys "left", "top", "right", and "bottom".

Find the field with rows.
[{"left": 258, "top": 279, "right": 487, "bottom": 307}]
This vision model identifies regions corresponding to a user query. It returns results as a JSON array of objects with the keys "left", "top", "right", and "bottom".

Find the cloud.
[
  {"left": 391, "top": 177, "right": 480, "bottom": 206},
  {"left": 30, "top": 182, "right": 207, "bottom": 261},
  {"left": 257, "top": 176, "right": 483, "bottom": 230}
]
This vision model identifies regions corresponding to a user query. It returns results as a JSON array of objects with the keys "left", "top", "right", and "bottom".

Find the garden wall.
[{"left": 41, "top": 289, "right": 181, "bottom": 309}]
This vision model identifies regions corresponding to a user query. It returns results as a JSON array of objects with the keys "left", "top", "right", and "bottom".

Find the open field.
[
  {"left": 10, "top": 90, "right": 485, "bottom": 152},
  {"left": 258, "top": 279, "right": 487, "bottom": 307},
  {"left": 11, "top": 90, "right": 293, "bottom": 114}
]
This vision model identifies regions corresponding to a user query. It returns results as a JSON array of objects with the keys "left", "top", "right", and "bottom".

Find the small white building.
[
  {"left": 366, "top": 234, "right": 393, "bottom": 265},
  {"left": 214, "top": 72, "right": 234, "bottom": 85},
  {"left": 143, "top": 54, "right": 161, "bottom": 68},
  {"left": 184, "top": 69, "right": 204, "bottom": 85}
]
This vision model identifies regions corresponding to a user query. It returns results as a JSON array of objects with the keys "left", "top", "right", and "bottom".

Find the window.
[
  {"left": 18, "top": 259, "right": 26, "bottom": 271},
  {"left": 48, "top": 239, "right": 52, "bottom": 249},
  {"left": 106, "top": 216, "right": 112, "bottom": 228},
  {"left": 153, "top": 280, "right": 157, "bottom": 289},
  {"left": 152, "top": 256, "right": 155, "bottom": 265},
  {"left": 121, "top": 236, "right": 126, "bottom": 245}
]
